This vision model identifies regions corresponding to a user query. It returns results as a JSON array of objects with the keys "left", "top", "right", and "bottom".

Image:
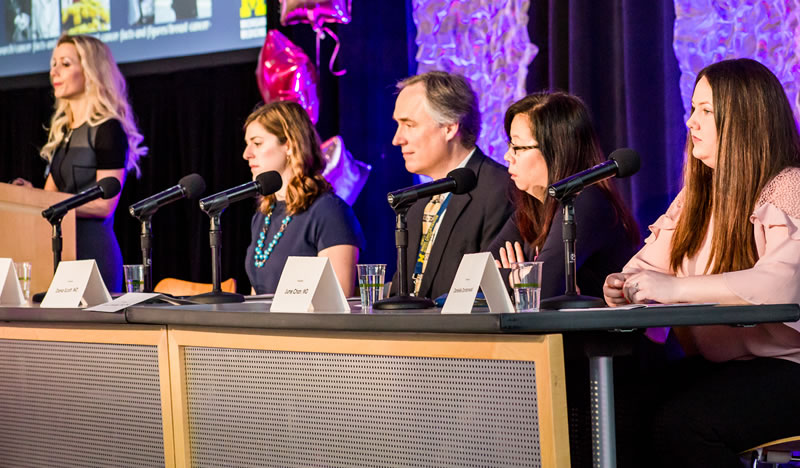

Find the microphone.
[
  {"left": 42, "top": 177, "right": 121, "bottom": 223},
  {"left": 387, "top": 167, "right": 477, "bottom": 210},
  {"left": 129, "top": 173, "right": 206, "bottom": 219},
  {"left": 547, "top": 148, "right": 640, "bottom": 200},
  {"left": 199, "top": 171, "right": 283, "bottom": 214}
]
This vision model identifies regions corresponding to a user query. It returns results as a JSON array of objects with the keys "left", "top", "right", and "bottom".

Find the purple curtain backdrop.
[{"left": 0, "top": 0, "right": 686, "bottom": 291}]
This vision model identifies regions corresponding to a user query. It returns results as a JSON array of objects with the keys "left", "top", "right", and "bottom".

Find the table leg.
[{"left": 590, "top": 355, "right": 616, "bottom": 468}]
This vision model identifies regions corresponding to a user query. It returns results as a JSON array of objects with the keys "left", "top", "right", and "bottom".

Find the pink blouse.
[{"left": 624, "top": 168, "right": 800, "bottom": 363}]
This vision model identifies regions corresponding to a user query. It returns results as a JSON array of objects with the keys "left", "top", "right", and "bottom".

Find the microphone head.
[
  {"left": 255, "top": 171, "right": 283, "bottom": 196},
  {"left": 178, "top": 173, "right": 206, "bottom": 199},
  {"left": 447, "top": 167, "right": 477, "bottom": 195},
  {"left": 97, "top": 177, "right": 121, "bottom": 199},
  {"left": 609, "top": 148, "right": 640, "bottom": 178}
]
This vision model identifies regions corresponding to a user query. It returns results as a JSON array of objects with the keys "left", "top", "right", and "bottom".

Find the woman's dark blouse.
[
  {"left": 487, "top": 185, "right": 637, "bottom": 299},
  {"left": 245, "top": 191, "right": 366, "bottom": 294},
  {"left": 50, "top": 119, "right": 127, "bottom": 292}
]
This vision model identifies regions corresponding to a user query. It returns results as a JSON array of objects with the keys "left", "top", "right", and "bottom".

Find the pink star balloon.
[{"left": 255, "top": 30, "right": 320, "bottom": 124}]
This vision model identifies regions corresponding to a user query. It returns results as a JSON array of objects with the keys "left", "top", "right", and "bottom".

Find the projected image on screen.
[
  {"left": 0, "top": 0, "right": 265, "bottom": 78},
  {"left": 32, "top": 0, "right": 60, "bottom": 39},
  {"left": 5, "top": 0, "right": 31, "bottom": 42},
  {"left": 61, "top": 0, "right": 110, "bottom": 34},
  {"left": 129, "top": 0, "right": 211, "bottom": 26}
]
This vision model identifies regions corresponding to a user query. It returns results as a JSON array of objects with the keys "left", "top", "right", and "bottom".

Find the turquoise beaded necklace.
[{"left": 253, "top": 204, "right": 292, "bottom": 268}]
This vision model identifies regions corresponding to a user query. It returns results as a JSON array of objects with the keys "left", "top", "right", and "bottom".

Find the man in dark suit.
[{"left": 389, "top": 71, "right": 513, "bottom": 300}]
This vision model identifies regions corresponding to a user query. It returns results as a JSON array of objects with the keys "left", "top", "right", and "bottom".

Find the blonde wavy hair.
[
  {"left": 244, "top": 101, "right": 330, "bottom": 216},
  {"left": 41, "top": 34, "right": 147, "bottom": 177}
]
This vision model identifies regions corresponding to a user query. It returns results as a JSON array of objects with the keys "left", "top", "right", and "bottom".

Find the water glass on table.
[
  {"left": 123, "top": 264, "right": 145, "bottom": 293},
  {"left": 511, "top": 261, "right": 543, "bottom": 312},
  {"left": 14, "top": 261, "right": 32, "bottom": 303},
  {"left": 357, "top": 264, "right": 386, "bottom": 311}
]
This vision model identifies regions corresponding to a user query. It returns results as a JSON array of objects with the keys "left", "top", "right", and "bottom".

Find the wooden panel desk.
[
  {"left": 0, "top": 303, "right": 797, "bottom": 468},
  {"left": 126, "top": 302, "right": 799, "bottom": 468}
]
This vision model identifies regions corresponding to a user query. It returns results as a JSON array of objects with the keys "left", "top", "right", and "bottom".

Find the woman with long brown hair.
[
  {"left": 242, "top": 101, "right": 364, "bottom": 295},
  {"left": 604, "top": 58, "right": 800, "bottom": 466},
  {"left": 492, "top": 91, "right": 639, "bottom": 299}
]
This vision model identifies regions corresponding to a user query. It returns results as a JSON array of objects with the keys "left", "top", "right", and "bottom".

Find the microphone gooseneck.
[
  {"left": 198, "top": 171, "right": 282, "bottom": 215},
  {"left": 129, "top": 173, "right": 206, "bottom": 219},
  {"left": 42, "top": 176, "right": 121, "bottom": 224},
  {"left": 387, "top": 167, "right": 477, "bottom": 211},
  {"left": 547, "top": 148, "right": 641, "bottom": 201}
]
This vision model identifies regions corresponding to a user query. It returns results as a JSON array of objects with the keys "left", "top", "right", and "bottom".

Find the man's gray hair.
[{"left": 397, "top": 71, "right": 481, "bottom": 148}]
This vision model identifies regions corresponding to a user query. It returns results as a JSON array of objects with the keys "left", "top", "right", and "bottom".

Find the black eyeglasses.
[{"left": 507, "top": 142, "right": 538, "bottom": 155}]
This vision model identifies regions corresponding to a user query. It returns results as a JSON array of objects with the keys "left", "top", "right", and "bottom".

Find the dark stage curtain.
[
  {"left": 0, "top": 0, "right": 685, "bottom": 293},
  {"left": 528, "top": 0, "right": 686, "bottom": 236}
]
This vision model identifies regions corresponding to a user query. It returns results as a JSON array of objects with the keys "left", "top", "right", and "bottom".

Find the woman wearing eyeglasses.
[
  {"left": 490, "top": 92, "right": 639, "bottom": 300},
  {"left": 487, "top": 91, "right": 641, "bottom": 467}
]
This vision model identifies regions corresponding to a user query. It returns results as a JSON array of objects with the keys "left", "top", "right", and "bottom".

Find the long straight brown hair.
[
  {"left": 505, "top": 92, "right": 639, "bottom": 249},
  {"left": 670, "top": 58, "right": 800, "bottom": 273}
]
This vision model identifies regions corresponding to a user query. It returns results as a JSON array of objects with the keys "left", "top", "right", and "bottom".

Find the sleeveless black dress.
[{"left": 49, "top": 120, "right": 127, "bottom": 292}]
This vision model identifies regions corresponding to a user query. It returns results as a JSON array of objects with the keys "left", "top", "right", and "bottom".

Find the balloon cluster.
[{"left": 255, "top": 1, "right": 368, "bottom": 205}]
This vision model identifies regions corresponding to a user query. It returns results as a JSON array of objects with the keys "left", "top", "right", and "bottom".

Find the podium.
[{"left": 0, "top": 183, "right": 76, "bottom": 293}]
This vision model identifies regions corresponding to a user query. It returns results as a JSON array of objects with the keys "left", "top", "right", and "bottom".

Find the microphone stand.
[
  {"left": 373, "top": 204, "right": 436, "bottom": 310},
  {"left": 138, "top": 217, "right": 153, "bottom": 292},
  {"left": 51, "top": 222, "right": 62, "bottom": 272},
  {"left": 192, "top": 210, "right": 244, "bottom": 304},
  {"left": 540, "top": 195, "right": 606, "bottom": 309},
  {"left": 30, "top": 212, "right": 65, "bottom": 303}
]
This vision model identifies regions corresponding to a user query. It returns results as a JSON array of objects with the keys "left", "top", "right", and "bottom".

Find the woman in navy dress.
[{"left": 243, "top": 101, "right": 365, "bottom": 295}]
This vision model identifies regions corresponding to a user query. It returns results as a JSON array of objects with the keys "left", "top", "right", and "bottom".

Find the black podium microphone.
[
  {"left": 199, "top": 171, "right": 283, "bottom": 214},
  {"left": 129, "top": 173, "right": 206, "bottom": 219},
  {"left": 388, "top": 167, "right": 477, "bottom": 210},
  {"left": 548, "top": 148, "right": 640, "bottom": 201},
  {"left": 42, "top": 177, "right": 121, "bottom": 223}
]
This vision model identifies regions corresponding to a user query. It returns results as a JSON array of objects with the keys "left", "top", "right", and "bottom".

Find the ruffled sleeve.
[
  {"left": 623, "top": 189, "right": 685, "bottom": 274},
  {"left": 723, "top": 168, "right": 800, "bottom": 332},
  {"left": 723, "top": 204, "right": 800, "bottom": 331}
]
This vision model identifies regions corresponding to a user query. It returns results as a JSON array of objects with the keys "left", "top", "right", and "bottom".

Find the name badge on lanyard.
[{"left": 412, "top": 193, "right": 452, "bottom": 294}]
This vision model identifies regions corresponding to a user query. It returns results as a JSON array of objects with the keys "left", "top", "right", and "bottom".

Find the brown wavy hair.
[
  {"left": 505, "top": 92, "right": 639, "bottom": 249},
  {"left": 244, "top": 101, "right": 331, "bottom": 215},
  {"left": 669, "top": 59, "right": 800, "bottom": 274}
]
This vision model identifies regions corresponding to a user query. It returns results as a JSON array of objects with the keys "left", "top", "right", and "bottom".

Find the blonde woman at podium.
[
  {"left": 13, "top": 34, "right": 147, "bottom": 292},
  {"left": 604, "top": 59, "right": 800, "bottom": 467}
]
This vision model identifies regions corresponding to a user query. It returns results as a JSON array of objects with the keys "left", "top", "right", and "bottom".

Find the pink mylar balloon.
[
  {"left": 321, "top": 136, "right": 371, "bottom": 205},
  {"left": 280, "top": 0, "right": 352, "bottom": 29},
  {"left": 255, "top": 30, "right": 319, "bottom": 124}
]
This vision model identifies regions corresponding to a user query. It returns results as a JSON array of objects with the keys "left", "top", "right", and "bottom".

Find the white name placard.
[
  {"left": 40, "top": 260, "right": 111, "bottom": 308},
  {"left": 270, "top": 256, "right": 350, "bottom": 313},
  {"left": 442, "top": 252, "right": 515, "bottom": 314},
  {"left": 0, "top": 258, "right": 25, "bottom": 306},
  {"left": 86, "top": 293, "right": 162, "bottom": 313}
]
